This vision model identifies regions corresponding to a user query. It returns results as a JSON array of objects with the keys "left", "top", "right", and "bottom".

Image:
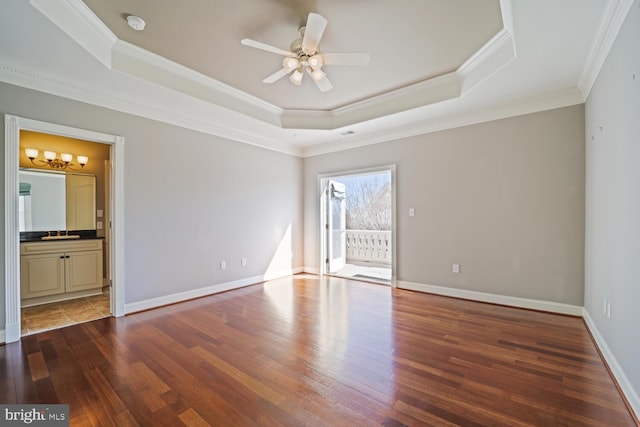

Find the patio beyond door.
[{"left": 322, "top": 168, "right": 394, "bottom": 284}]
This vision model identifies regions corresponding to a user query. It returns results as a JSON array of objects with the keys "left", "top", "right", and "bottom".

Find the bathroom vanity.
[
  {"left": 20, "top": 239, "right": 103, "bottom": 307},
  {"left": 19, "top": 167, "right": 103, "bottom": 307}
]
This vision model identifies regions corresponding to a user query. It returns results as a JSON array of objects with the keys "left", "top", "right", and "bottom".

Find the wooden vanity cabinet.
[{"left": 20, "top": 239, "right": 103, "bottom": 305}]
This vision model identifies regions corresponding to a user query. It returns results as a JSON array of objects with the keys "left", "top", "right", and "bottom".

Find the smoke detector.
[{"left": 127, "top": 15, "right": 146, "bottom": 31}]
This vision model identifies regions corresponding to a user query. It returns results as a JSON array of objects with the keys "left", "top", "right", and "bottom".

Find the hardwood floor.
[{"left": 0, "top": 274, "right": 636, "bottom": 426}]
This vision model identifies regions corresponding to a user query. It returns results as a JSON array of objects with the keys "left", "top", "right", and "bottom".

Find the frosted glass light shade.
[
  {"left": 289, "top": 69, "right": 303, "bottom": 85},
  {"left": 311, "top": 69, "right": 325, "bottom": 82},
  {"left": 282, "top": 57, "right": 299, "bottom": 72},
  {"left": 308, "top": 55, "right": 323, "bottom": 70},
  {"left": 77, "top": 155, "right": 89, "bottom": 165},
  {"left": 25, "top": 148, "right": 39, "bottom": 159},
  {"left": 43, "top": 151, "right": 57, "bottom": 161},
  {"left": 61, "top": 153, "right": 73, "bottom": 163}
]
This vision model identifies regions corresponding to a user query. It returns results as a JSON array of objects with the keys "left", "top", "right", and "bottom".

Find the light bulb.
[
  {"left": 43, "top": 151, "right": 57, "bottom": 161},
  {"left": 61, "top": 153, "right": 73, "bottom": 163},
  {"left": 282, "top": 57, "right": 299, "bottom": 72},
  {"left": 25, "top": 148, "right": 39, "bottom": 159},
  {"left": 77, "top": 155, "right": 89, "bottom": 165},
  {"left": 289, "top": 69, "right": 303, "bottom": 86},
  {"left": 311, "top": 69, "right": 326, "bottom": 82},
  {"left": 308, "top": 54, "right": 323, "bottom": 70}
]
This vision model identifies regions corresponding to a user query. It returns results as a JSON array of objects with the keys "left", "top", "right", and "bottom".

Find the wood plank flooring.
[{"left": 0, "top": 274, "right": 636, "bottom": 426}]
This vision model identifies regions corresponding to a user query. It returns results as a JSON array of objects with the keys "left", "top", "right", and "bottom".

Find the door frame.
[
  {"left": 318, "top": 164, "right": 396, "bottom": 287},
  {"left": 326, "top": 180, "right": 347, "bottom": 273},
  {"left": 4, "top": 115, "right": 125, "bottom": 343}
]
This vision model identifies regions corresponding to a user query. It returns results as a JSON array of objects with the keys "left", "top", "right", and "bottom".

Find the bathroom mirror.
[{"left": 19, "top": 169, "right": 96, "bottom": 232}]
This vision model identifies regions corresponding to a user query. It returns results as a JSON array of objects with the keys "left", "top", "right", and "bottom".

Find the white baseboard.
[
  {"left": 303, "top": 266, "right": 320, "bottom": 275},
  {"left": 397, "top": 280, "right": 583, "bottom": 316},
  {"left": 0, "top": 329, "right": 5, "bottom": 344},
  {"left": 124, "top": 267, "right": 303, "bottom": 315},
  {"left": 583, "top": 309, "right": 640, "bottom": 420}
]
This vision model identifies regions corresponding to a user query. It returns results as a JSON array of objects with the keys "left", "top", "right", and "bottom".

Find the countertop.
[{"left": 20, "top": 230, "right": 103, "bottom": 243}]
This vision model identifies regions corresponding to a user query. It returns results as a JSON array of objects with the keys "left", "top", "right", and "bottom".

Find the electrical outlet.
[
  {"left": 220, "top": 261, "right": 226, "bottom": 270},
  {"left": 409, "top": 208, "right": 415, "bottom": 217},
  {"left": 241, "top": 258, "right": 247, "bottom": 267},
  {"left": 452, "top": 264, "right": 460, "bottom": 274}
]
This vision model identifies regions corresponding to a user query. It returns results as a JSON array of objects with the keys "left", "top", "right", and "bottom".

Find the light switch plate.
[
  {"left": 97, "top": 209, "right": 103, "bottom": 218},
  {"left": 97, "top": 221, "right": 103, "bottom": 230}
]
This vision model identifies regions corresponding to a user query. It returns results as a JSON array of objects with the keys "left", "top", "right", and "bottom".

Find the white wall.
[
  {"left": 1, "top": 82, "right": 304, "bottom": 323},
  {"left": 584, "top": 0, "right": 640, "bottom": 414},
  {"left": 304, "top": 105, "right": 585, "bottom": 306}
]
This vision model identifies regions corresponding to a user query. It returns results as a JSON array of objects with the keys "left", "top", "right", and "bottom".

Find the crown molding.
[
  {"left": 0, "top": 59, "right": 584, "bottom": 160},
  {"left": 0, "top": 61, "right": 303, "bottom": 157},
  {"left": 29, "top": 0, "right": 515, "bottom": 132},
  {"left": 14, "top": 0, "right": 581, "bottom": 159},
  {"left": 578, "top": 0, "right": 635, "bottom": 99},
  {"left": 112, "top": 40, "right": 283, "bottom": 126},
  {"left": 29, "top": 0, "right": 116, "bottom": 67},
  {"left": 457, "top": 29, "right": 515, "bottom": 95},
  {"left": 301, "top": 87, "right": 584, "bottom": 157},
  {"left": 458, "top": 0, "right": 516, "bottom": 95},
  {"left": 281, "top": 71, "right": 461, "bottom": 130}
]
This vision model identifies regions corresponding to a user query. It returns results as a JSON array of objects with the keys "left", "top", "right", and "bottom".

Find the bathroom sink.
[{"left": 41, "top": 235, "right": 81, "bottom": 240}]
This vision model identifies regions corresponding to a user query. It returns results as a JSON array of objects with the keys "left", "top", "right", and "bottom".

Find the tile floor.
[{"left": 21, "top": 289, "right": 111, "bottom": 335}]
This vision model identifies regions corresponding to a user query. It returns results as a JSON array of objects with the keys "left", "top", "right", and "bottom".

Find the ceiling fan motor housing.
[{"left": 290, "top": 38, "right": 304, "bottom": 55}]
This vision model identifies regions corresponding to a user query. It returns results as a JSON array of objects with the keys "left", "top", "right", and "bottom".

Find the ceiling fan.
[{"left": 241, "top": 13, "right": 370, "bottom": 92}]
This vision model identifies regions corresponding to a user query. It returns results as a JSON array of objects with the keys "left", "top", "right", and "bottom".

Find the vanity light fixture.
[{"left": 25, "top": 148, "right": 88, "bottom": 171}]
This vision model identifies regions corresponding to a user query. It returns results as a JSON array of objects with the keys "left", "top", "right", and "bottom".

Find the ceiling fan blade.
[
  {"left": 241, "top": 38, "right": 295, "bottom": 57},
  {"left": 322, "top": 52, "right": 370, "bottom": 66},
  {"left": 301, "top": 13, "right": 328, "bottom": 54},
  {"left": 306, "top": 68, "right": 333, "bottom": 92},
  {"left": 263, "top": 68, "right": 291, "bottom": 84}
]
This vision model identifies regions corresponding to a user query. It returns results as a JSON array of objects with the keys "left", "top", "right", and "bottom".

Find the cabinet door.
[
  {"left": 66, "top": 174, "right": 96, "bottom": 230},
  {"left": 20, "top": 253, "right": 66, "bottom": 299},
  {"left": 66, "top": 250, "right": 103, "bottom": 292}
]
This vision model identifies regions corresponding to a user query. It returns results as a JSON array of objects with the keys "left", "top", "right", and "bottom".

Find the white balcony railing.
[{"left": 345, "top": 230, "right": 392, "bottom": 265}]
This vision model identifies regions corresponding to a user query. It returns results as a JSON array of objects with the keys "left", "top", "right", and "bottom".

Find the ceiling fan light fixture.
[
  {"left": 241, "top": 12, "right": 369, "bottom": 92},
  {"left": 289, "top": 69, "right": 304, "bottom": 86},
  {"left": 308, "top": 54, "right": 323, "bottom": 70},
  {"left": 282, "top": 57, "right": 299, "bottom": 72},
  {"left": 310, "top": 69, "right": 326, "bottom": 82}
]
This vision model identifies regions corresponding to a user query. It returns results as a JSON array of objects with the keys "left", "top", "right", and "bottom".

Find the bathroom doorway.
[
  {"left": 4, "top": 115, "right": 125, "bottom": 343},
  {"left": 18, "top": 133, "right": 111, "bottom": 335}
]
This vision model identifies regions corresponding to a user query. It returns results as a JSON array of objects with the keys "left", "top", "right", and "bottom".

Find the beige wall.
[
  {"left": 304, "top": 105, "right": 585, "bottom": 305},
  {"left": 584, "top": 0, "right": 640, "bottom": 408},
  {"left": 1, "top": 81, "right": 304, "bottom": 316}
]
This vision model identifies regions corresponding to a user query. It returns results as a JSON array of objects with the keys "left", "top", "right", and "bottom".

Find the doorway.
[
  {"left": 19, "top": 134, "right": 111, "bottom": 335},
  {"left": 4, "top": 115, "right": 125, "bottom": 343},
  {"left": 320, "top": 166, "right": 396, "bottom": 285}
]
